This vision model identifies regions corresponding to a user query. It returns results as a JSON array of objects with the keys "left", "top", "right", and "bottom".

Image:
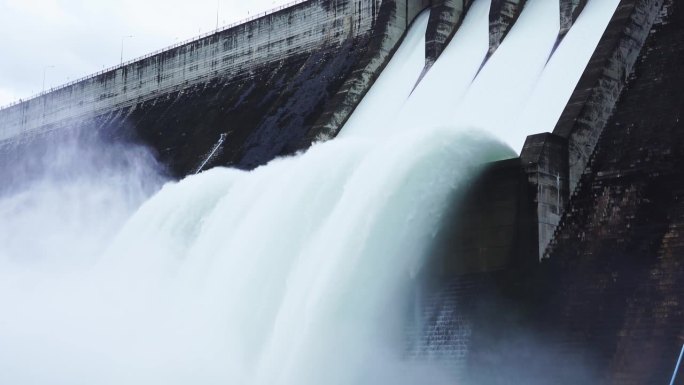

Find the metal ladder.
[{"left": 195, "top": 133, "right": 227, "bottom": 174}]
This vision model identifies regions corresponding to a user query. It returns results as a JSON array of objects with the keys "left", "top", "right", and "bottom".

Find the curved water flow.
[{"left": 0, "top": 1, "right": 622, "bottom": 383}]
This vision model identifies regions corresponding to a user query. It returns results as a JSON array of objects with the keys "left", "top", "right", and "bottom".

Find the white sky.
[{"left": 0, "top": 0, "right": 292, "bottom": 106}]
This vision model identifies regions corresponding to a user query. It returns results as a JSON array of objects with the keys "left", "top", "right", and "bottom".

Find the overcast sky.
[{"left": 0, "top": 0, "right": 292, "bottom": 106}]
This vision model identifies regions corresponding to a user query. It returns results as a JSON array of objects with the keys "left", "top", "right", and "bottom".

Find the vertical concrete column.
[
  {"left": 488, "top": 0, "right": 527, "bottom": 57},
  {"left": 425, "top": 0, "right": 471, "bottom": 65},
  {"left": 520, "top": 133, "right": 569, "bottom": 261},
  {"left": 560, "top": 0, "right": 588, "bottom": 37},
  {"left": 408, "top": 0, "right": 433, "bottom": 24}
]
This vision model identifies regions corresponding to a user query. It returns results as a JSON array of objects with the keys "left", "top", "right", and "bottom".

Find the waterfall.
[
  {"left": 397, "top": 0, "right": 491, "bottom": 132},
  {"left": 448, "top": 0, "right": 561, "bottom": 152},
  {"left": 514, "top": 0, "right": 621, "bottom": 135},
  {"left": 338, "top": 12, "right": 430, "bottom": 138},
  {"left": 0, "top": 1, "right": 619, "bottom": 384}
]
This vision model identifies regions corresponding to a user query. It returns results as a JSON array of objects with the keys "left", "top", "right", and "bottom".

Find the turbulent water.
[
  {"left": 0, "top": 1, "right": 618, "bottom": 384},
  {"left": 0, "top": 129, "right": 510, "bottom": 385}
]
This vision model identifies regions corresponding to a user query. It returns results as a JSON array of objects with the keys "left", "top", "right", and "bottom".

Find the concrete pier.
[
  {"left": 425, "top": 0, "right": 472, "bottom": 65},
  {"left": 560, "top": 0, "right": 588, "bottom": 37},
  {"left": 488, "top": 0, "right": 527, "bottom": 57}
]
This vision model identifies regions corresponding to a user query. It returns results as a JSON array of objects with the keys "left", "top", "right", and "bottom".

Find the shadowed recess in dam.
[
  {"left": 448, "top": 0, "right": 561, "bottom": 153},
  {"left": 0, "top": 0, "right": 622, "bottom": 384}
]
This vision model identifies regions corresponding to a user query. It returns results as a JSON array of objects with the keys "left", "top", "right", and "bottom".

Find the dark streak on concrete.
[{"left": 488, "top": 0, "right": 527, "bottom": 57}]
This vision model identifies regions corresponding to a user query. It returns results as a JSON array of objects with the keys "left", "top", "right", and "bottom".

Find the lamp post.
[
  {"left": 120, "top": 35, "right": 134, "bottom": 65},
  {"left": 216, "top": 0, "right": 220, "bottom": 30},
  {"left": 42, "top": 65, "right": 55, "bottom": 93}
]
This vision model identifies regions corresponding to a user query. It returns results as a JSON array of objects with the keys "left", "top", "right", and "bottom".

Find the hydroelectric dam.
[{"left": 0, "top": 0, "right": 683, "bottom": 384}]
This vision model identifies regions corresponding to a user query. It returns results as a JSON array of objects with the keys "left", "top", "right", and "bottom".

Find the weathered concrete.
[
  {"left": 541, "top": 2, "right": 684, "bottom": 382},
  {"left": 0, "top": 0, "right": 430, "bottom": 176},
  {"left": 427, "top": 133, "right": 569, "bottom": 276},
  {"left": 1, "top": 1, "right": 363, "bottom": 140},
  {"left": 560, "top": 0, "right": 588, "bottom": 37},
  {"left": 488, "top": 0, "right": 527, "bottom": 57},
  {"left": 425, "top": 0, "right": 472, "bottom": 65},
  {"left": 553, "top": 0, "right": 665, "bottom": 192},
  {"left": 411, "top": 0, "right": 472, "bottom": 88},
  {"left": 520, "top": 133, "right": 569, "bottom": 261}
]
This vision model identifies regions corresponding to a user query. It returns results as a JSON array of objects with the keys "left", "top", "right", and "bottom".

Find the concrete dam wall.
[
  {"left": 0, "top": 0, "right": 430, "bottom": 176},
  {"left": 0, "top": 0, "right": 682, "bottom": 383},
  {"left": 0, "top": 0, "right": 585, "bottom": 177},
  {"left": 414, "top": 1, "right": 684, "bottom": 384}
]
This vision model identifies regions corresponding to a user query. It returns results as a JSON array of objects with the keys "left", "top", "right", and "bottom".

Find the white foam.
[{"left": 514, "top": 0, "right": 621, "bottom": 137}]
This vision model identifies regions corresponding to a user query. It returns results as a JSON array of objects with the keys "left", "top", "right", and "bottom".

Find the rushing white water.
[
  {"left": 0, "top": 11, "right": 512, "bottom": 385},
  {"left": 450, "top": 0, "right": 560, "bottom": 152},
  {"left": 0, "top": 0, "right": 620, "bottom": 383},
  {"left": 402, "top": 0, "right": 617, "bottom": 154},
  {"left": 398, "top": 0, "right": 491, "bottom": 131},
  {"left": 0, "top": 132, "right": 512, "bottom": 385},
  {"left": 514, "top": 0, "right": 621, "bottom": 135},
  {"left": 342, "top": 0, "right": 492, "bottom": 137},
  {"left": 339, "top": 12, "right": 430, "bottom": 138}
]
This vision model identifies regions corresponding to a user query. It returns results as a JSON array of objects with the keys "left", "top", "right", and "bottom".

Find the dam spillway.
[{"left": 1, "top": 0, "right": 683, "bottom": 384}]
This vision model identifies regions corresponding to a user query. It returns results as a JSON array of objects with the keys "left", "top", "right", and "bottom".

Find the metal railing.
[
  {"left": 0, "top": 0, "right": 309, "bottom": 111},
  {"left": 670, "top": 344, "right": 684, "bottom": 385}
]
